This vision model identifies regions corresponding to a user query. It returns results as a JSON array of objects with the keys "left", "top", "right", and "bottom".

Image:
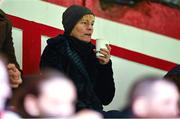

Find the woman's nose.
[{"left": 87, "top": 24, "right": 93, "bottom": 30}]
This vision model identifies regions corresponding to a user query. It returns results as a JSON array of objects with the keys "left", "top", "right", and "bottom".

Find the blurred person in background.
[
  {"left": 0, "top": 1, "right": 22, "bottom": 88},
  {"left": 164, "top": 65, "right": 180, "bottom": 91}
]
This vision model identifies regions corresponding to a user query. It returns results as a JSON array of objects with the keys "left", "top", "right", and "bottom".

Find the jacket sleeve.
[
  {"left": 95, "top": 60, "right": 115, "bottom": 105},
  {"left": 2, "top": 15, "right": 21, "bottom": 71},
  {"left": 40, "top": 45, "right": 65, "bottom": 73}
]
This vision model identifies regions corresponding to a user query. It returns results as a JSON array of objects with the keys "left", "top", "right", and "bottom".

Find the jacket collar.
[{"left": 50, "top": 35, "right": 90, "bottom": 81}]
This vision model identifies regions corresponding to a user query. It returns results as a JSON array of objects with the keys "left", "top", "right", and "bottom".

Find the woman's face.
[{"left": 70, "top": 14, "right": 95, "bottom": 42}]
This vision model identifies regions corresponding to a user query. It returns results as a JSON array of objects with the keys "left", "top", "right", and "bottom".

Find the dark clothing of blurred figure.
[{"left": 0, "top": 9, "right": 20, "bottom": 70}]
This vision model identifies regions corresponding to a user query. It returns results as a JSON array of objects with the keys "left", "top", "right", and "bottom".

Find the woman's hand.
[{"left": 96, "top": 44, "right": 111, "bottom": 65}]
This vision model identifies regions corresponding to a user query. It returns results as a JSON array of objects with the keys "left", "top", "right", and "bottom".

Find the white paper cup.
[{"left": 96, "top": 38, "right": 109, "bottom": 57}]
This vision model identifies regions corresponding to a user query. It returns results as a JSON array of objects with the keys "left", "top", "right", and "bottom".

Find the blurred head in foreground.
[
  {"left": 15, "top": 70, "right": 77, "bottom": 118},
  {"left": 75, "top": 109, "right": 103, "bottom": 119},
  {"left": 129, "top": 75, "right": 179, "bottom": 118},
  {"left": 0, "top": 56, "right": 10, "bottom": 111}
]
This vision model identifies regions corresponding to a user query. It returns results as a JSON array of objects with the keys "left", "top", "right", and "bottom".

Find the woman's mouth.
[{"left": 84, "top": 33, "right": 91, "bottom": 37}]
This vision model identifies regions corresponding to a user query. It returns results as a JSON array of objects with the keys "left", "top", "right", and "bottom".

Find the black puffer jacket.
[{"left": 40, "top": 34, "right": 115, "bottom": 111}]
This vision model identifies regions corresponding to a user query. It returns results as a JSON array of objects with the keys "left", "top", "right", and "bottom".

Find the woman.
[{"left": 40, "top": 5, "right": 115, "bottom": 113}]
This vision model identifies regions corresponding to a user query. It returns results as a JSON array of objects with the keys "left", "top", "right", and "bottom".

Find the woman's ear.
[
  {"left": 132, "top": 97, "right": 147, "bottom": 117},
  {"left": 24, "top": 95, "right": 40, "bottom": 116}
]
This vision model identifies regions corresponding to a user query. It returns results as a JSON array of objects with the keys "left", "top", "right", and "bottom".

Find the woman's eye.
[{"left": 81, "top": 22, "right": 87, "bottom": 24}]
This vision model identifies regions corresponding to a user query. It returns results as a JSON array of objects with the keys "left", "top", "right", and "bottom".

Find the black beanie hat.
[{"left": 62, "top": 5, "right": 94, "bottom": 35}]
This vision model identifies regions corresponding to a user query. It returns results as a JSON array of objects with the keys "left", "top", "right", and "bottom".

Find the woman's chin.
[{"left": 80, "top": 37, "right": 91, "bottom": 42}]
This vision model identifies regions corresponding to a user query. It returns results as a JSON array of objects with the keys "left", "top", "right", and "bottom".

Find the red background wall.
[{"left": 44, "top": 0, "right": 180, "bottom": 40}]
